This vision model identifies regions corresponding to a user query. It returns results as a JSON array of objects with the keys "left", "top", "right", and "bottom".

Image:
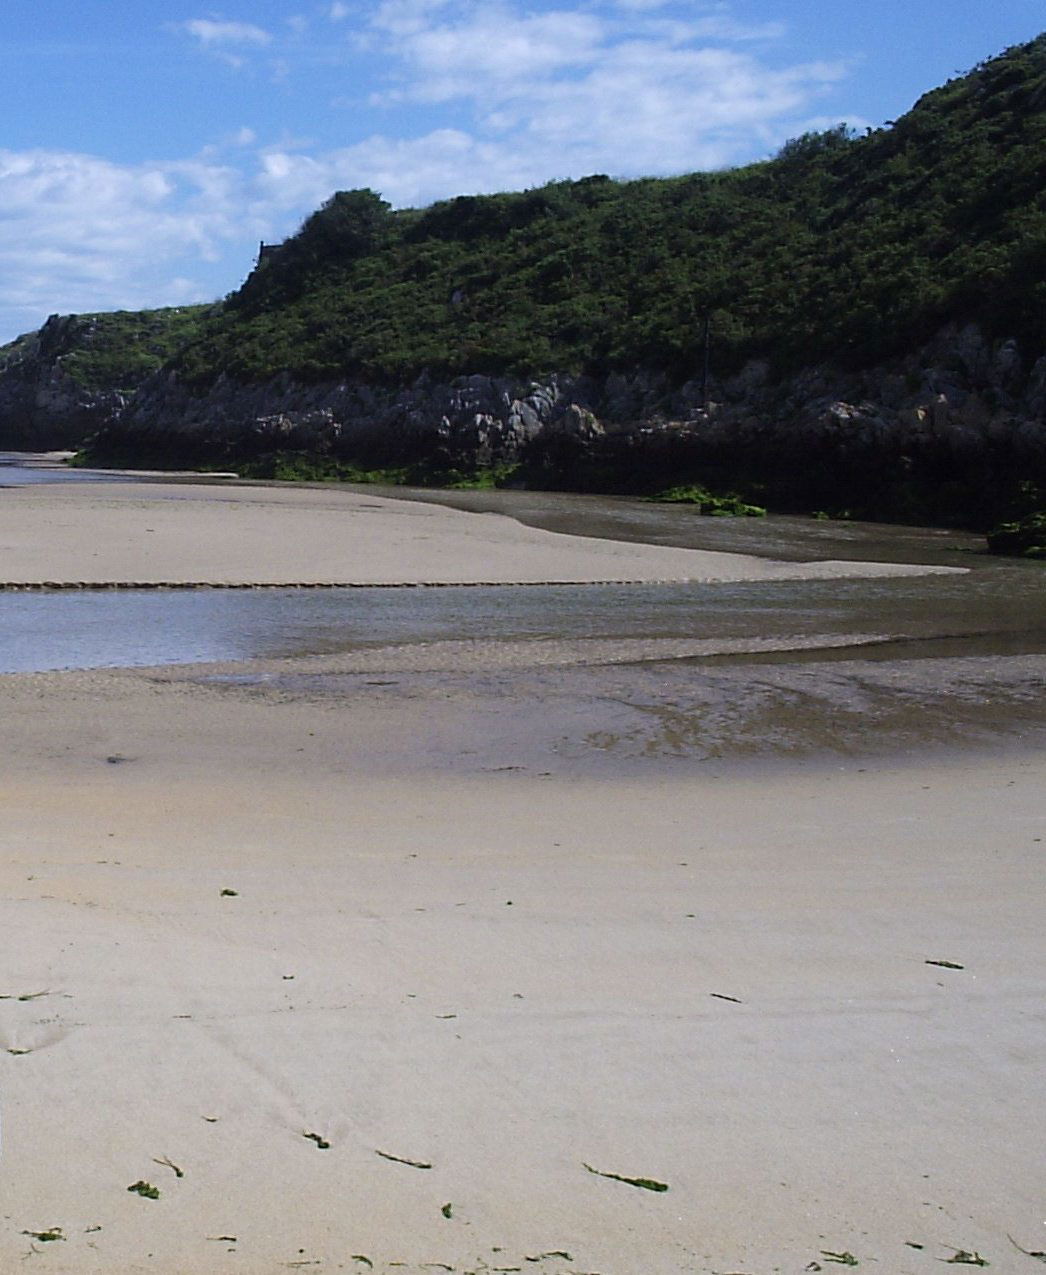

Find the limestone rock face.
[
  {"left": 0, "top": 316, "right": 126, "bottom": 448},
  {"left": 110, "top": 368, "right": 608, "bottom": 469},
  {"left": 1, "top": 314, "right": 1043, "bottom": 523}
]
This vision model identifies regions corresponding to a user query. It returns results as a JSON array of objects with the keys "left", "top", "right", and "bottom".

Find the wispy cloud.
[
  {"left": 365, "top": 1, "right": 844, "bottom": 179},
  {"left": 181, "top": 19, "right": 273, "bottom": 48},
  {"left": 177, "top": 17, "right": 273, "bottom": 67},
  {"left": 371, "top": 8, "right": 606, "bottom": 103},
  {"left": 0, "top": 148, "right": 249, "bottom": 336}
]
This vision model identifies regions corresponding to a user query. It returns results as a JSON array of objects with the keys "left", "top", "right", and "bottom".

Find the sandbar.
[{"left": 0, "top": 480, "right": 961, "bottom": 585}]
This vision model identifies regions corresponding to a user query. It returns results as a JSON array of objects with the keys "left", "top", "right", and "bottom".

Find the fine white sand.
[
  {"left": 0, "top": 479, "right": 1039, "bottom": 1275},
  {"left": 0, "top": 668, "right": 1042, "bottom": 1275},
  {"left": 0, "top": 481, "right": 961, "bottom": 585}
]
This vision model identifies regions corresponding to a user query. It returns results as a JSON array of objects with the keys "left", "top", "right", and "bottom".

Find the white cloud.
[
  {"left": 370, "top": 0, "right": 455, "bottom": 39},
  {"left": 0, "top": 148, "right": 254, "bottom": 338},
  {"left": 374, "top": 8, "right": 606, "bottom": 104},
  {"left": 176, "top": 18, "right": 275, "bottom": 69},
  {"left": 182, "top": 19, "right": 273, "bottom": 47},
  {"left": 365, "top": 2, "right": 845, "bottom": 178},
  {"left": 251, "top": 129, "right": 534, "bottom": 212},
  {"left": 0, "top": 2, "right": 859, "bottom": 341}
]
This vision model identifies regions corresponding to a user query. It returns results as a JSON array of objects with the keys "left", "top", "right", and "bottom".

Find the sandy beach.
[
  {"left": 0, "top": 481, "right": 962, "bottom": 586},
  {"left": 1, "top": 479, "right": 1043, "bottom": 1275}
]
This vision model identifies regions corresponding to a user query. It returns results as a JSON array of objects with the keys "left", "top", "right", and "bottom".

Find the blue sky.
[{"left": 0, "top": 0, "right": 1042, "bottom": 343}]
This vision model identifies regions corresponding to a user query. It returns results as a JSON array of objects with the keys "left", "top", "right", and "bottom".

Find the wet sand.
[{"left": 0, "top": 478, "right": 1043, "bottom": 1274}]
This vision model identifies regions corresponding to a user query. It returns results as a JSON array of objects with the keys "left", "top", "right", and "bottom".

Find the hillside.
[
  {"left": 169, "top": 32, "right": 1045, "bottom": 389},
  {"left": 1, "top": 34, "right": 1044, "bottom": 531},
  {"left": 0, "top": 307, "right": 208, "bottom": 448}
]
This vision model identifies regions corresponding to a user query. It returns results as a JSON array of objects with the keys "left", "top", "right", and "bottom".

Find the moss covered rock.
[{"left": 986, "top": 511, "right": 1046, "bottom": 557}]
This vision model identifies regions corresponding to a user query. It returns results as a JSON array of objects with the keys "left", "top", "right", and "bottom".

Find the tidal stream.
[{"left": 1, "top": 455, "right": 1043, "bottom": 679}]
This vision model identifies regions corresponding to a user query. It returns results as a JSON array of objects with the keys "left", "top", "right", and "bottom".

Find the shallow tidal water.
[
  {"left": 0, "top": 455, "right": 1044, "bottom": 677},
  {"left": 0, "top": 451, "right": 141, "bottom": 486},
  {"left": 1, "top": 566, "right": 1045, "bottom": 676},
  {"left": 2, "top": 456, "right": 1045, "bottom": 763}
]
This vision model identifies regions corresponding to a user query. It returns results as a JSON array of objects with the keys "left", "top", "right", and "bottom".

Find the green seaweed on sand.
[
  {"left": 441, "top": 1203, "right": 453, "bottom": 1219},
  {"left": 127, "top": 1181, "right": 160, "bottom": 1199},
  {"left": 648, "top": 485, "right": 766, "bottom": 517},
  {"left": 820, "top": 1253, "right": 858, "bottom": 1266},
  {"left": 582, "top": 1162, "right": 668, "bottom": 1192},
  {"left": 21, "top": 1228, "right": 65, "bottom": 1243},
  {"left": 375, "top": 1149, "right": 432, "bottom": 1169},
  {"left": 946, "top": 1251, "right": 989, "bottom": 1267},
  {"left": 1008, "top": 1235, "right": 1046, "bottom": 1262},
  {"left": 303, "top": 1132, "right": 330, "bottom": 1149}
]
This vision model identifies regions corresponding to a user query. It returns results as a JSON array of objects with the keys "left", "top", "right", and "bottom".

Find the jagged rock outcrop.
[
  {"left": 0, "top": 315, "right": 128, "bottom": 449},
  {"left": 0, "top": 306, "right": 208, "bottom": 450},
  {"left": 85, "top": 322, "right": 1044, "bottom": 515},
  {"left": 102, "top": 366, "right": 603, "bottom": 468},
  {"left": 3, "top": 311, "right": 1043, "bottom": 526}
]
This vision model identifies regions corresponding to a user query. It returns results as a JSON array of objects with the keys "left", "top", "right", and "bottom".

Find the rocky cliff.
[
  {"left": 0, "top": 307, "right": 207, "bottom": 450},
  {"left": 74, "top": 320, "right": 1044, "bottom": 527},
  {"left": 2, "top": 301, "right": 1041, "bottom": 528},
  {"left": 0, "top": 315, "right": 130, "bottom": 449}
]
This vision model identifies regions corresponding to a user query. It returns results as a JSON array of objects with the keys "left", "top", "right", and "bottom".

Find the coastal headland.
[{"left": 0, "top": 478, "right": 1042, "bottom": 1275}]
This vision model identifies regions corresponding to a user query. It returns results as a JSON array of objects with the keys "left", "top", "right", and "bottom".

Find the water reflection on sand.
[
  {"left": 2, "top": 458, "right": 1044, "bottom": 764},
  {"left": 1, "top": 556, "right": 1044, "bottom": 676}
]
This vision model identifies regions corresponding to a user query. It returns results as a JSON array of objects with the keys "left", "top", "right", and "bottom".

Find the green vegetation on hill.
[
  {"left": 165, "top": 34, "right": 1046, "bottom": 388},
  {"left": 57, "top": 307, "right": 211, "bottom": 391},
  {"left": 0, "top": 306, "right": 211, "bottom": 393},
  {"left": 986, "top": 511, "right": 1046, "bottom": 557},
  {"left": 53, "top": 307, "right": 210, "bottom": 392}
]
